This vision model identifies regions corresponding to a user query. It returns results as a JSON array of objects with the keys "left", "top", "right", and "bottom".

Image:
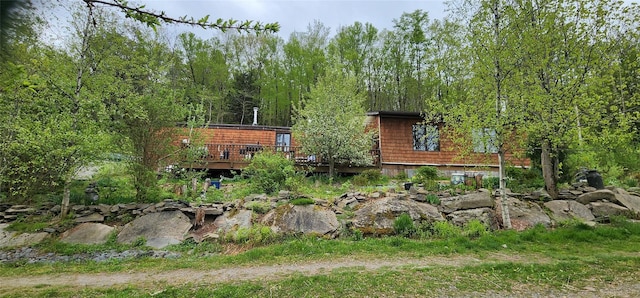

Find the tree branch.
[{"left": 83, "top": 0, "right": 280, "bottom": 33}]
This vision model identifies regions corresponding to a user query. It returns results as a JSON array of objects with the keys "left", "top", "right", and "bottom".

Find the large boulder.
[
  {"left": 496, "top": 197, "right": 551, "bottom": 231},
  {"left": 60, "top": 223, "right": 114, "bottom": 245},
  {"left": 353, "top": 197, "right": 444, "bottom": 235},
  {"left": 576, "top": 189, "right": 616, "bottom": 205},
  {"left": 213, "top": 209, "right": 253, "bottom": 234},
  {"left": 439, "top": 191, "right": 494, "bottom": 213},
  {"left": 544, "top": 200, "right": 595, "bottom": 223},
  {"left": 613, "top": 188, "right": 640, "bottom": 213},
  {"left": 446, "top": 208, "right": 495, "bottom": 229},
  {"left": 0, "top": 224, "right": 49, "bottom": 248},
  {"left": 261, "top": 205, "right": 339, "bottom": 236},
  {"left": 589, "top": 202, "right": 630, "bottom": 219},
  {"left": 117, "top": 211, "right": 192, "bottom": 249}
]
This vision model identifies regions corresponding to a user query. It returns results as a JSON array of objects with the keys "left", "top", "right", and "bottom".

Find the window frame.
[
  {"left": 412, "top": 123, "right": 440, "bottom": 152},
  {"left": 472, "top": 128, "right": 499, "bottom": 153}
]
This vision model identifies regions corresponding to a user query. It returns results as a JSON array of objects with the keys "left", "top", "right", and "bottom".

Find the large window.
[
  {"left": 413, "top": 124, "right": 440, "bottom": 151},
  {"left": 276, "top": 133, "right": 291, "bottom": 152},
  {"left": 472, "top": 128, "right": 499, "bottom": 153}
]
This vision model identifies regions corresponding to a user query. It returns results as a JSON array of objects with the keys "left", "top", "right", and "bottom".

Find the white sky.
[{"left": 134, "top": 0, "right": 449, "bottom": 39}]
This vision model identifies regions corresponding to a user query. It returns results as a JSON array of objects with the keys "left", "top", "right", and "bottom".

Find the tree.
[
  {"left": 438, "top": 0, "right": 523, "bottom": 228},
  {"left": 292, "top": 66, "right": 375, "bottom": 177}
]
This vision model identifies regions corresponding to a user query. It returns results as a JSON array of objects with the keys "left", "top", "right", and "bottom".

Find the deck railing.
[{"left": 197, "top": 143, "right": 380, "bottom": 166}]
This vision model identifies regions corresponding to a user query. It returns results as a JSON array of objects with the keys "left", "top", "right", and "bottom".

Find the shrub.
[
  {"left": 242, "top": 151, "right": 299, "bottom": 194},
  {"left": 393, "top": 213, "right": 417, "bottom": 237},
  {"left": 426, "top": 194, "right": 440, "bottom": 205},
  {"left": 290, "top": 198, "right": 315, "bottom": 206},
  {"left": 353, "top": 169, "right": 383, "bottom": 186},
  {"left": 463, "top": 219, "right": 489, "bottom": 238},
  {"left": 482, "top": 177, "right": 500, "bottom": 190},
  {"left": 412, "top": 166, "right": 439, "bottom": 190},
  {"left": 228, "top": 225, "right": 276, "bottom": 244},
  {"left": 245, "top": 201, "right": 271, "bottom": 214},
  {"left": 431, "top": 221, "right": 462, "bottom": 239},
  {"left": 395, "top": 171, "right": 408, "bottom": 181},
  {"left": 505, "top": 167, "right": 544, "bottom": 192}
]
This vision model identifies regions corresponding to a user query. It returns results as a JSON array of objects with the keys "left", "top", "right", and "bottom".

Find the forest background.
[{"left": 1, "top": 0, "right": 639, "bottom": 204}]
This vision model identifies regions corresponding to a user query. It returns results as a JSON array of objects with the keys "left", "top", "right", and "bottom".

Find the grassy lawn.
[{"left": 1, "top": 219, "right": 639, "bottom": 297}]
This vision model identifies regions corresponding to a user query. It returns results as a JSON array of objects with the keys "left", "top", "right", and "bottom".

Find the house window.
[
  {"left": 412, "top": 124, "right": 440, "bottom": 151},
  {"left": 472, "top": 128, "right": 499, "bottom": 153},
  {"left": 276, "top": 133, "right": 291, "bottom": 152}
]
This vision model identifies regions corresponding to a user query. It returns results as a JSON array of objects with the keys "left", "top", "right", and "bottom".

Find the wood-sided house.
[
  {"left": 178, "top": 110, "right": 529, "bottom": 176},
  {"left": 366, "top": 111, "right": 530, "bottom": 177}
]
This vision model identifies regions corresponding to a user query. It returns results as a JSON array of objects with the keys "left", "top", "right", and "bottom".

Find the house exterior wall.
[{"left": 374, "top": 114, "right": 530, "bottom": 176}]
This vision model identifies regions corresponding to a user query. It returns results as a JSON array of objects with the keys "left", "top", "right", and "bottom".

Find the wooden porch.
[{"left": 186, "top": 143, "right": 381, "bottom": 174}]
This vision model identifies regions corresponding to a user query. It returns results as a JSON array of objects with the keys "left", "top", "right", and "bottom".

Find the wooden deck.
[{"left": 186, "top": 143, "right": 381, "bottom": 174}]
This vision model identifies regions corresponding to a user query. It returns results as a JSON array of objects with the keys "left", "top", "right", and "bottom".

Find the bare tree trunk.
[
  {"left": 498, "top": 150, "right": 512, "bottom": 229},
  {"left": 328, "top": 156, "right": 335, "bottom": 178},
  {"left": 541, "top": 139, "right": 559, "bottom": 199},
  {"left": 60, "top": 178, "right": 71, "bottom": 218}
]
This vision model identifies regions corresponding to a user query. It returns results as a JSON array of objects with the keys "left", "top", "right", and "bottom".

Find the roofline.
[
  {"left": 177, "top": 123, "right": 291, "bottom": 131},
  {"left": 366, "top": 111, "right": 424, "bottom": 118}
]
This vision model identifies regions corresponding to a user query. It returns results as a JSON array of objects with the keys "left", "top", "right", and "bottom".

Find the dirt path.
[
  {"left": 2, "top": 253, "right": 639, "bottom": 298},
  {"left": 0, "top": 253, "right": 532, "bottom": 289}
]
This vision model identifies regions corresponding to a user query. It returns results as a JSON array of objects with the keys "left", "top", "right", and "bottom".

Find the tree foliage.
[{"left": 292, "top": 67, "right": 375, "bottom": 177}]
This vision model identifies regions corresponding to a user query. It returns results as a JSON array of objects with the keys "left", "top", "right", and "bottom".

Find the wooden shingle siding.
[{"left": 376, "top": 115, "right": 530, "bottom": 168}]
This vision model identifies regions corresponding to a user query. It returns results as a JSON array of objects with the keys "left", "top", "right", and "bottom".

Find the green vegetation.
[
  {"left": 393, "top": 213, "right": 417, "bottom": 237},
  {"left": 1, "top": 219, "right": 639, "bottom": 297},
  {"left": 242, "top": 151, "right": 302, "bottom": 195},
  {"left": 411, "top": 166, "right": 439, "bottom": 190},
  {"left": 290, "top": 198, "right": 315, "bottom": 206}
]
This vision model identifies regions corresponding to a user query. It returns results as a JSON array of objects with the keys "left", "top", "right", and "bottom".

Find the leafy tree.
[{"left": 292, "top": 66, "right": 375, "bottom": 177}]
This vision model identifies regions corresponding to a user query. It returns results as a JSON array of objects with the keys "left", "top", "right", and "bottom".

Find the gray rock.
[
  {"left": 589, "top": 202, "right": 630, "bottom": 218},
  {"left": 576, "top": 189, "right": 616, "bottom": 204},
  {"left": 60, "top": 223, "right": 114, "bottom": 245},
  {"left": 544, "top": 200, "right": 595, "bottom": 222},
  {"left": 0, "top": 224, "right": 49, "bottom": 248},
  {"left": 369, "top": 192, "right": 382, "bottom": 199},
  {"left": 446, "top": 208, "right": 495, "bottom": 228},
  {"left": 613, "top": 188, "right": 640, "bottom": 213},
  {"left": 353, "top": 197, "right": 444, "bottom": 235},
  {"left": 75, "top": 212, "right": 105, "bottom": 223},
  {"left": 261, "top": 205, "right": 339, "bottom": 236},
  {"left": 213, "top": 210, "right": 253, "bottom": 234},
  {"left": 117, "top": 211, "right": 192, "bottom": 249},
  {"left": 439, "top": 191, "right": 494, "bottom": 213},
  {"left": 496, "top": 197, "right": 551, "bottom": 230}
]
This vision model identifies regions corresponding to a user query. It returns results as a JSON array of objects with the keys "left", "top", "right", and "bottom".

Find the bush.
[
  {"left": 426, "top": 194, "right": 440, "bottom": 205},
  {"left": 431, "top": 221, "right": 462, "bottom": 238},
  {"left": 463, "top": 220, "right": 489, "bottom": 238},
  {"left": 228, "top": 225, "right": 276, "bottom": 244},
  {"left": 290, "top": 198, "right": 315, "bottom": 206},
  {"left": 482, "top": 177, "right": 500, "bottom": 190},
  {"left": 353, "top": 169, "right": 383, "bottom": 186},
  {"left": 245, "top": 201, "right": 271, "bottom": 214},
  {"left": 412, "top": 166, "right": 439, "bottom": 190},
  {"left": 505, "top": 167, "right": 544, "bottom": 192},
  {"left": 242, "top": 151, "right": 300, "bottom": 194},
  {"left": 393, "top": 213, "right": 417, "bottom": 237}
]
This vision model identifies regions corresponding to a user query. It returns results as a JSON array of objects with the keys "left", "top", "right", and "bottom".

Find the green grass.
[
  {"left": 3, "top": 220, "right": 640, "bottom": 278},
  {"left": 3, "top": 256, "right": 639, "bottom": 297}
]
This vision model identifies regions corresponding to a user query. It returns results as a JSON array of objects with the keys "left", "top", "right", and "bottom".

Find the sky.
[{"left": 134, "top": 0, "right": 449, "bottom": 39}]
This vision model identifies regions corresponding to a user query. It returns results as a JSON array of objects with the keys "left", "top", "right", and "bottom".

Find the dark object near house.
[
  {"left": 404, "top": 182, "right": 413, "bottom": 190},
  {"left": 586, "top": 170, "right": 604, "bottom": 189},
  {"left": 210, "top": 180, "right": 221, "bottom": 189},
  {"left": 239, "top": 144, "right": 263, "bottom": 157},
  {"left": 575, "top": 169, "right": 604, "bottom": 189}
]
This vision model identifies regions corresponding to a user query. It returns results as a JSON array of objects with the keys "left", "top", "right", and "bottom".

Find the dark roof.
[
  {"left": 366, "top": 111, "right": 423, "bottom": 118},
  {"left": 177, "top": 123, "right": 291, "bottom": 132}
]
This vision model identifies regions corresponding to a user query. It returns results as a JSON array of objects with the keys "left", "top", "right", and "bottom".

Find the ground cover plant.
[{"left": 1, "top": 217, "right": 639, "bottom": 298}]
